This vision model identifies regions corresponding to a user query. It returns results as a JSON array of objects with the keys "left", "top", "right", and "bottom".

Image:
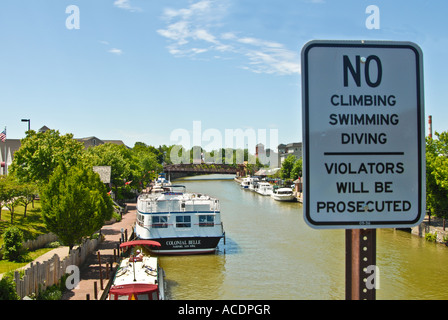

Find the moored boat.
[
  {"left": 248, "top": 177, "right": 259, "bottom": 191},
  {"left": 255, "top": 181, "right": 273, "bottom": 196},
  {"left": 108, "top": 240, "right": 166, "bottom": 300},
  {"left": 240, "top": 177, "right": 251, "bottom": 189},
  {"left": 135, "top": 185, "right": 225, "bottom": 255},
  {"left": 271, "top": 187, "right": 296, "bottom": 201}
]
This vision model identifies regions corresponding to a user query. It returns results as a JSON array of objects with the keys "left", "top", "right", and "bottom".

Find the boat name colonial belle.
[{"left": 135, "top": 185, "right": 225, "bottom": 254}]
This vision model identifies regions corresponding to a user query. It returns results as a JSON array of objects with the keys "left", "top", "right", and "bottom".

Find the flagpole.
[{"left": 4, "top": 126, "right": 7, "bottom": 175}]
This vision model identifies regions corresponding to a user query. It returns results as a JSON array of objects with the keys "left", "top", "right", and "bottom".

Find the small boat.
[
  {"left": 255, "top": 182, "right": 273, "bottom": 196},
  {"left": 240, "top": 177, "right": 251, "bottom": 189},
  {"left": 271, "top": 188, "right": 296, "bottom": 202},
  {"left": 248, "top": 177, "right": 260, "bottom": 191},
  {"left": 151, "top": 174, "right": 172, "bottom": 194},
  {"left": 135, "top": 186, "right": 225, "bottom": 255},
  {"left": 108, "top": 240, "right": 166, "bottom": 300}
]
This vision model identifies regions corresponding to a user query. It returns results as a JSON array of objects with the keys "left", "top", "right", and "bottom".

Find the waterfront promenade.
[{"left": 61, "top": 204, "right": 137, "bottom": 300}]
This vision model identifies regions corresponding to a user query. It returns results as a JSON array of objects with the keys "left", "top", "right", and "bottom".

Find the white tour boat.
[
  {"left": 271, "top": 187, "right": 296, "bottom": 202},
  {"left": 135, "top": 185, "right": 225, "bottom": 255},
  {"left": 109, "top": 240, "right": 166, "bottom": 300},
  {"left": 255, "top": 181, "right": 273, "bottom": 196}
]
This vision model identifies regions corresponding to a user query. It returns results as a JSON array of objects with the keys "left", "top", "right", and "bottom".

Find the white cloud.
[
  {"left": 157, "top": 0, "right": 300, "bottom": 76},
  {"left": 108, "top": 48, "right": 123, "bottom": 55},
  {"left": 113, "top": 0, "right": 141, "bottom": 12}
]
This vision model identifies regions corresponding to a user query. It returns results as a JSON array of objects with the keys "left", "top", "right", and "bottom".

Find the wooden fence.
[
  {"left": 23, "top": 233, "right": 59, "bottom": 252},
  {"left": 13, "top": 238, "right": 100, "bottom": 299}
]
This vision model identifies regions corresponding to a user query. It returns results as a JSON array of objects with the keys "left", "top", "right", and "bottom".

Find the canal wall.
[{"left": 411, "top": 216, "right": 448, "bottom": 244}]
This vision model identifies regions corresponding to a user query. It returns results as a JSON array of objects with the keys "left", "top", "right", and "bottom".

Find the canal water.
[{"left": 159, "top": 174, "right": 448, "bottom": 300}]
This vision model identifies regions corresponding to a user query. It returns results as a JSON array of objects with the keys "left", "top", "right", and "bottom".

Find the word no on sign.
[{"left": 301, "top": 40, "right": 425, "bottom": 229}]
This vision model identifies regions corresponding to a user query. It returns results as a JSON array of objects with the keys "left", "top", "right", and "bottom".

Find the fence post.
[
  {"left": 94, "top": 281, "right": 98, "bottom": 300},
  {"left": 98, "top": 251, "right": 103, "bottom": 290}
]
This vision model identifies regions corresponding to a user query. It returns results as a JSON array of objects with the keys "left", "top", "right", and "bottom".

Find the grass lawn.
[
  {"left": 0, "top": 247, "right": 55, "bottom": 275},
  {"left": 0, "top": 200, "right": 52, "bottom": 275},
  {"left": 0, "top": 200, "right": 48, "bottom": 247}
]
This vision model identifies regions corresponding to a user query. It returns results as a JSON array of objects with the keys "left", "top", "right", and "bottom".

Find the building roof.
[{"left": 38, "top": 125, "right": 51, "bottom": 133}]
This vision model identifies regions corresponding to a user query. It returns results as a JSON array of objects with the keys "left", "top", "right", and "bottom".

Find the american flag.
[{"left": 0, "top": 128, "right": 5, "bottom": 142}]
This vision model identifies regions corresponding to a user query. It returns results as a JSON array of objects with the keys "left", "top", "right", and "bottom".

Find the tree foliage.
[
  {"left": 2, "top": 226, "right": 28, "bottom": 262},
  {"left": 41, "top": 163, "right": 114, "bottom": 250},
  {"left": 10, "top": 129, "right": 84, "bottom": 185},
  {"left": 290, "top": 157, "right": 303, "bottom": 180},
  {"left": 85, "top": 143, "right": 134, "bottom": 189},
  {"left": 280, "top": 154, "right": 297, "bottom": 180},
  {"left": 426, "top": 131, "right": 448, "bottom": 217}
]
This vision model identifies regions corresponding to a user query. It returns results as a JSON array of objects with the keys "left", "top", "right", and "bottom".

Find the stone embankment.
[{"left": 411, "top": 215, "right": 448, "bottom": 244}]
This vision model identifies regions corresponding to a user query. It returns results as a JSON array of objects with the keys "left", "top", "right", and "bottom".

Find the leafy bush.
[
  {"left": 35, "top": 274, "right": 69, "bottom": 300},
  {"left": 45, "top": 241, "right": 62, "bottom": 248},
  {"left": 2, "top": 227, "right": 29, "bottom": 262},
  {"left": 0, "top": 273, "right": 19, "bottom": 300},
  {"left": 425, "top": 231, "right": 438, "bottom": 242}
]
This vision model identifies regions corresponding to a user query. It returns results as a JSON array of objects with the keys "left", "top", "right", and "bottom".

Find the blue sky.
[{"left": 1, "top": 0, "right": 447, "bottom": 152}]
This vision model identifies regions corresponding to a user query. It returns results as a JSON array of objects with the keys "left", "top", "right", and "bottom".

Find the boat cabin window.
[
  {"left": 199, "top": 215, "right": 215, "bottom": 227},
  {"left": 152, "top": 216, "right": 168, "bottom": 228},
  {"left": 176, "top": 215, "right": 191, "bottom": 228},
  {"left": 137, "top": 213, "right": 145, "bottom": 227}
]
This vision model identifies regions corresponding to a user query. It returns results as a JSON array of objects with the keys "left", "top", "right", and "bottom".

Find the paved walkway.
[
  {"left": 0, "top": 204, "right": 136, "bottom": 297},
  {"left": 59, "top": 204, "right": 137, "bottom": 300},
  {"left": 0, "top": 246, "right": 71, "bottom": 281}
]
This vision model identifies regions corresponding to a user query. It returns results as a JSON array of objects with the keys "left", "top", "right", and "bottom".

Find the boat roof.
[
  {"left": 109, "top": 283, "right": 158, "bottom": 296},
  {"left": 120, "top": 240, "right": 161, "bottom": 249},
  {"left": 111, "top": 256, "right": 159, "bottom": 288}
]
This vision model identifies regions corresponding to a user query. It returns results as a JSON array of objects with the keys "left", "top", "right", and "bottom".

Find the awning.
[
  {"left": 119, "top": 240, "right": 161, "bottom": 249},
  {"left": 110, "top": 283, "right": 158, "bottom": 296}
]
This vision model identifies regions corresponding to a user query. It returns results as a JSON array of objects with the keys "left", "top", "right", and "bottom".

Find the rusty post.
[
  {"left": 98, "top": 252, "right": 103, "bottom": 290},
  {"left": 94, "top": 281, "right": 98, "bottom": 300},
  {"left": 345, "top": 229, "right": 376, "bottom": 300}
]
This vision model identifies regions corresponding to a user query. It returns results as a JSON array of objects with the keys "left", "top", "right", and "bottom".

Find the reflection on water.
[{"left": 158, "top": 174, "right": 448, "bottom": 300}]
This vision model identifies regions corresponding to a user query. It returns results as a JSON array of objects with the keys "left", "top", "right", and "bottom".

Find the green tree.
[
  {"left": 41, "top": 162, "right": 114, "bottom": 250},
  {"left": 17, "top": 182, "right": 38, "bottom": 217},
  {"left": 85, "top": 143, "right": 133, "bottom": 190},
  {"left": 426, "top": 132, "right": 448, "bottom": 218},
  {"left": 0, "top": 175, "right": 22, "bottom": 224},
  {"left": 132, "top": 142, "right": 163, "bottom": 188},
  {"left": 10, "top": 129, "right": 84, "bottom": 185},
  {"left": 280, "top": 154, "right": 297, "bottom": 180},
  {"left": 290, "top": 157, "right": 303, "bottom": 180},
  {"left": 2, "top": 226, "right": 28, "bottom": 262}
]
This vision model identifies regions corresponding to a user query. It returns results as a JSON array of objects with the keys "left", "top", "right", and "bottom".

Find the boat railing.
[{"left": 140, "top": 197, "right": 220, "bottom": 213}]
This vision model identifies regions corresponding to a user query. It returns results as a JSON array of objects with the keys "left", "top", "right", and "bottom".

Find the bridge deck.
[{"left": 164, "top": 164, "right": 245, "bottom": 174}]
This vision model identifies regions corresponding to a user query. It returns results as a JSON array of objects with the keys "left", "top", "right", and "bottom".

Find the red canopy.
[
  {"left": 109, "top": 283, "right": 158, "bottom": 296},
  {"left": 119, "top": 240, "right": 161, "bottom": 249}
]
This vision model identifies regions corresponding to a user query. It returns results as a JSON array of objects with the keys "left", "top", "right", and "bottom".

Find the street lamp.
[{"left": 21, "top": 119, "right": 30, "bottom": 132}]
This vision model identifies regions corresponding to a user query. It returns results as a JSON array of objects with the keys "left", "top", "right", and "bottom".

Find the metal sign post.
[
  {"left": 301, "top": 40, "right": 425, "bottom": 300},
  {"left": 345, "top": 229, "right": 376, "bottom": 300}
]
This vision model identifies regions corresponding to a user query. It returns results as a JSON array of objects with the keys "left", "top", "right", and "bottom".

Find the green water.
[{"left": 159, "top": 175, "right": 448, "bottom": 300}]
